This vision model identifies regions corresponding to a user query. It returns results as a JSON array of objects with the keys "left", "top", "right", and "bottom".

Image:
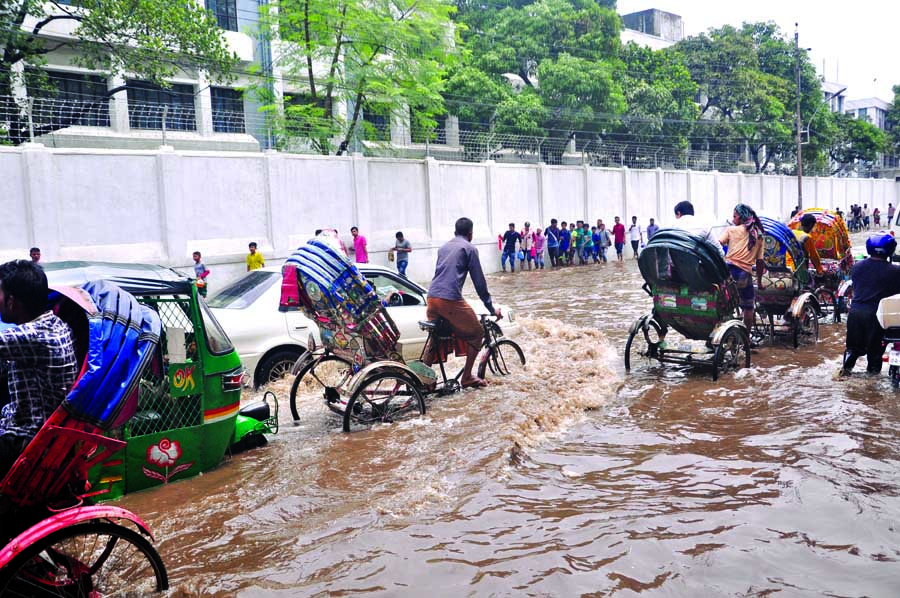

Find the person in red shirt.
[{"left": 612, "top": 216, "right": 626, "bottom": 262}]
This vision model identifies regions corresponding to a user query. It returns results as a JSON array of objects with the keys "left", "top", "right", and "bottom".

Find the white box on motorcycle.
[{"left": 876, "top": 294, "right": 900, "bottom": 329}]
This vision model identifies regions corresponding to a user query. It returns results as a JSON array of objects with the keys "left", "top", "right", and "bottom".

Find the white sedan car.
[{"left": 208, "top": 265, "right": 517, "bottom": 387}]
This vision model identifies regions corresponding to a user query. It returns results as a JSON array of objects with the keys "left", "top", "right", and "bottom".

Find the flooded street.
[{"left": 122, "top": 242, "right": 900, "bottom": 596}]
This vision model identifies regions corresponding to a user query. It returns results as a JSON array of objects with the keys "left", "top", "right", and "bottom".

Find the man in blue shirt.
[
  {"left": 428, "top": 218, "right": 502, "bottom": 388},
  {"left": 558, "top": 221, "right": 571, "bottom": 266},
  {"left": 500, "top": 223, "right": 521, "bottom": 273},
  {"left": 545, "top": 219, "right": 560, "bottom": 267}
]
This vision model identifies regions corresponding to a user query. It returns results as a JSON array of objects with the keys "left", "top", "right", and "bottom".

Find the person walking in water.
[
  {"left": 545, "top": 219, "right": 560, "bottom": 267},
  {"left": 427, "top": 217, "right": 502, "bottom": 389},
  {"left": 719, "top": 204, "right": 766, "bottom": 332},
  {"left": 533, "top": 228, "right": 546, "bottom": 269},
  {"left": 597, "top": 222, "right": 611, "bottom": 263},
  {"left": 612, "top": 217, "right": 626, "bottom": 262},
  {"left": 628, "top": 216, "right": 643, "bottom": 258},
  {"left": 500, "top": 223, "right": 521, "bottom": 272}
]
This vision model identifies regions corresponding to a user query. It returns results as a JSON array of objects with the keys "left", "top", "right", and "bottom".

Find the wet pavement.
[{"left": 122, "top": 236, "right": 900, "bottom": 597}]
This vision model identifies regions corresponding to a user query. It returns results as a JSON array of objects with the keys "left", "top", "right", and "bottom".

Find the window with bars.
[
  {"left": 127, "top": 81, "right": 196, "bottom": 131},
  {"left": 362, "top": 103, "right": 391, "bottom": 142},
  {"left": 211, "top": 87, "right": 245, "bottom": 133},
  {"left": 30, "top": 71, "right": 110, "bottom": 128},
  {"left": 206, "top": 0, "right": 238, "bottom": 31},
  {"left": 411, "top": 111, "right": 447, "bottom": 145}
]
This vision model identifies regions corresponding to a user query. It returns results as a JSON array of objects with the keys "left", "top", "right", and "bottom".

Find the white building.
[
  {"left": 845, "top": 97, "right": 892, "bottom": 131},
  {"left": 619, "top": 9, "right": 684, "bottom": 50}
]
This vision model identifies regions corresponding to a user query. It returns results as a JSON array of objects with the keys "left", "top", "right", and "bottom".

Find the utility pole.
[{"left": 795, "top": 23, "right": 803, "bottom": 210}]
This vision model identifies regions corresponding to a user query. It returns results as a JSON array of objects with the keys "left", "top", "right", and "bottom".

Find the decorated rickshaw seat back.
[
  {"left": 787, "top": 208, "right": 852, "bottom": 262},
  {"left": 638, "top": 229, "right": 730, "bottom": 292},
  {"left": 281, "top": 238, "right": 400, "bottom": 366}
]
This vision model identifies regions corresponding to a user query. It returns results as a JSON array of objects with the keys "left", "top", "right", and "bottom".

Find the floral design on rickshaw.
[{"left": 142, "top": 438, "right": 194, "bottom": 484}]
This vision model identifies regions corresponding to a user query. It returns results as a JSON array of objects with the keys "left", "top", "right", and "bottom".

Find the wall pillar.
[
  {"left": 539, "top": 163, "right": 549, "bottom": 227},
  {"left": 21, "top": 143, "right": 57, "bottom": 256},
  {"left": 424, "top": 157, "right": 441, "bottom": 241},
  {"left": 655, "top": 167, "right": 663, "bottom": 220},
  {"left": 711, "top": 170, "right": 719, "bottom": 221},
  {"left": 107, "top": 74, "right": 130, "bottom": 134},
  {"left": 621, "top": 166, "right": 629, "bottom": 221},
  {"left": 484, "top": 160, "right": 495, "bottom": 234},
  {"left": 350, "top": 153, "right": 370, "bottom": 229},
  {"left": 196, "top": 72, "right": 214, "bottom": 137},
  {"left": 583, "top": 164, "right": 591, "bottom": 222},
  {"left": 446, "top": 116, "right": 460, "bottom": 147},
  {"left": 155, "top": 146, "right": 187, "bottom": 264}
]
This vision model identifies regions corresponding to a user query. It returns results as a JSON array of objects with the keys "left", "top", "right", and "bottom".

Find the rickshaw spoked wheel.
[
  {"left": 712, "top": 326, "right": 750, "bottom": 382},
  {"left": 0, "top": 521, "right": 168, "bottom": 595},
  {"left": 624, "top": 316, "right": 664, "bottom": 371},
  {"left": 813, "top": 287, "right": 837, "bottom": 323},
  {"left": 289, "top": 354, "right": 355, "bottom": 423},
  {"left": 342, "top": 371, "right": 426, "bottom": 432},
  {"left": 792, "top": 301, "right": 819, "bottom": 349}
]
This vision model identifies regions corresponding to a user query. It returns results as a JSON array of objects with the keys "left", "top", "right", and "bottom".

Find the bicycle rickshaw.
[
  {"left": 787, "top": 208, "right": 854, "bottom": 322},
  {"left": 753, "top": 217, "right": 821, "bottom": 347},
  {"left": 0, "top": 280, "right": 168, "bottom": 594},
  {"left": 625, "top": 229, "right": 750, "bottom": 381},
  {"left": 281, "top": 237, "right": 524, "bottom": 432}
]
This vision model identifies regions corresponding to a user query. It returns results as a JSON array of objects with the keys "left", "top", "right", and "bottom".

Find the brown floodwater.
[{"left": 121, "top": 241, "right": 900, "bottom": 597}]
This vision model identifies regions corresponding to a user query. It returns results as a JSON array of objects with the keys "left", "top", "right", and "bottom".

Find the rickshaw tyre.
[
  {"left": 712, "top": 326, "right": 750, "bottom": 382},
  {"left": 478, "top": 339, "right": 526, "bottom": 379},
  {"left": 0, "top": 521, "right": 169, "bottom": 594},
  {"left": 624, "top": 316, "right": 661, "bottom": 372},
  {"left": 289, "top": 355, "right": 354, "bottom": 422},
  {"left": 792, "top": 302, "right": 819, "bottom": 349},
  {"left": 342, "top": 371, "right": 426, "bottom": 432},
  {"left": 814, "top": 287, "right": 837, "bottom": 323}
]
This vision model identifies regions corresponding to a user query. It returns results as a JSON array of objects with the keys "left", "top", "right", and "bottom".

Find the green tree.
[
  {"left": 260, "top": 0, "right": 457, "bottom": 154},
  {"left": 1, "top": 0, "right": 237, "bottom": 145},
  {"left": 888, "top": 84, "right": 900, "bottom": 155},
  {"left": 673, "top": 22, "right": 824, "bottom": 173},
  {"left": 828, "top": 112, "right": 887, "bottom": 175}
]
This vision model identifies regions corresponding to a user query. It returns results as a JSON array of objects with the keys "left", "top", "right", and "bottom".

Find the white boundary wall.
[{"left": 2, "top": 144, "right": 898, "bottom": 285}]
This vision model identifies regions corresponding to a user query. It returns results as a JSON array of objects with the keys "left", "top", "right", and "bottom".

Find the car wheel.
[{"left": 256, "top": 349, "right": 303, "bottom": 388}]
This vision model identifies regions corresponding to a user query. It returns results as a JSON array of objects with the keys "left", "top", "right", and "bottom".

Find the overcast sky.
[{"left": 617, "top": 0, "right": 899, "bottom": 103}]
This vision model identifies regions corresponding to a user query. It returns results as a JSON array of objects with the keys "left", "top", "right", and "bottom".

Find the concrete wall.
[{"left": 2, "top": 144, "right": 898, "bottom": 286}]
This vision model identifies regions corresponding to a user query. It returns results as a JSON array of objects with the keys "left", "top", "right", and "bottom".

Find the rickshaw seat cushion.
[{"left": 418, "top": 318, "right": 452, "bottom": 336}]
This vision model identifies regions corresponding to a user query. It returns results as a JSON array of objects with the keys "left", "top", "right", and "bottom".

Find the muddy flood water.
[{"left": 122, "top": 240, "right": 900, "bottom": 597}]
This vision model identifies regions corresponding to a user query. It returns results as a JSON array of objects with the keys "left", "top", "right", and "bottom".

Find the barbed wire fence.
[{"left": 1, "top": 92, "right": 896, "bottom": 178}]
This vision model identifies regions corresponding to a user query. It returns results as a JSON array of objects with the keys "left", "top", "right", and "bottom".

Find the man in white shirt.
[
  {"left": 669, "top": 201, "right": 725, "bottom": 257},
  {"left": 628, "top": 216, "right": 643, "bottom": 259}
]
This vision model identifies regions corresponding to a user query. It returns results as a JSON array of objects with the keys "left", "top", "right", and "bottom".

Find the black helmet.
[{"left": 866, "top": 232, "right": 897, "bottom": 258}]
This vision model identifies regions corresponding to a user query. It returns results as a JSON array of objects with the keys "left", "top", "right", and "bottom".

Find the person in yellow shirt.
[
  {"left": 246, "top": 242, "right": 265, "bottom": 271},
  {"left": 791, "top": 213, "right": 824, "bottom": 276}
]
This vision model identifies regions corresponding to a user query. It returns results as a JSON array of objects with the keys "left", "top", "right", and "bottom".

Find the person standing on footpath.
[
  {"left": 612, "top": 217, "right": 626, "bottom": 262},
  {"left": 426, "top": 217, "right": 502, "bottom": 389},
  {"left": 558, "top": 221, "right": 571, "bottom": 266},
  {"left": 520, "top": 222, "right": 535, "bottom": 271},
  {"left": 839, "top": 233, "right": 900, "bottom": 377},
  {"left": 350, "top": 226, "right": 368, "bottom": 263},
  {"left": 192, "top": 251, "right": 210, "bottom": 297},
  {"left": 719, "top": 204, "right": 766, "bottom": 332},
  {"left": 646, "top": 218, "right": 659, "bottom": 240},
  {"left": 534, "top": 228, "right": 546, "bottom": 269},
  {"left": 546, "top": 219, "right": 560, "bottom": 267},
  {"left": 500, "top": 223, "right": 521, "bottom": 272},
  {"left": 597, "top": 222, "right": 611, "bottom": 263},
  {"left": 889, "top": 203, "right": 896, "bottom": 226},
  {"left": 246, "top": 242, "right": 265, "bottom": 271},
  {"left": 393, "top": 231, "right": 412, "bottom": 277}
]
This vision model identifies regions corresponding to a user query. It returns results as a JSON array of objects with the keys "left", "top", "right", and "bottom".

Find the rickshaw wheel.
[
  {"left": 624, "top": 317, "right": 662, "bottom": 371},
  {"left": 792, "top": 302, "right": 820, "bottom": 348},
  {"left": 837, "top": 286, "right": 853, "bottom": 322},
  {"left": 890, "top": 365, "right": 900, "bottom": 388},
  {"left": 343, "top": 371, "right": 426, "bottom": 432},
  {"left": 289, "top": 355, "right": 354, "bottom": 422},
  {"left": 712, "top": 326, "right": 750, "bottom": 381},
  {"left": 814, "top": 287, "right": 837, "bottom": 323},
  {"left": 478, "top": 339, "right": 526, "bottom": 379},
  {"left": 0, "top": 521, "right": 168, "bottom": 596},
  {"left": 752, "top": 306, "right": 773, "bottom": 345}
]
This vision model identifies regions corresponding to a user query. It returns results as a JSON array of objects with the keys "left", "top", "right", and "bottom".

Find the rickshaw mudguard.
[
  {"left": 628, "top": 314, "right": 653, "bottom": 337},
  {"left": 837, "top": 279, "right": 853, "bottom": 298},
  {"left": 790, "top": 292, "right": 820, "bottom": 318},
  {"left": 0, "top": 505, "right": 154, "bottom": 569},
  {"left": 708, "top": 319, "right": 747, "bottom": 346},
  {"left": 343, "top": 361, "right": 424, "bottom": 398},
  {"left": 290, "top": 349, "right": 318, "bottom": 377}
]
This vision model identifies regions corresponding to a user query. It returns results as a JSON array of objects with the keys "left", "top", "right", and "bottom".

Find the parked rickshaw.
[
  {"left": 0, "top": 280, "right": 168, "bottom": 594},
  {"left": 787, "top": 208, "right": 854, "bottom": 322},
  {"left": 43, "top": 262, "right": 278, "bottom": 500},
  {"left": 753, "top": 217, "right": 821, "bottom": 347},
  {"left": 282, "top": 237, "right": 525, "bottom": 431},
  {"left": 625, "top": 229, "right": 750, "bottom": 381}
]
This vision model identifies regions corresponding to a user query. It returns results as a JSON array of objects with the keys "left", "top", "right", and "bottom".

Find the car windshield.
[{"left": 208, "top": 270, "right": 279, "bottom": 309}]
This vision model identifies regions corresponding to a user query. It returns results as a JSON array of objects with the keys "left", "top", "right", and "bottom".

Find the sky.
[{"left": 617, "top": 0, "right": 900, "bottom": 103}]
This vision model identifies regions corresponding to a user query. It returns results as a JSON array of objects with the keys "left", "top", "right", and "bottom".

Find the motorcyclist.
[{"left": 839, "top": 233, "right": 900, "bottom": 377}]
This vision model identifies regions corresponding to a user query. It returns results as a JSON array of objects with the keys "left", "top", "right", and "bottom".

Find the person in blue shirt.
[
  {"left": 545, "top": 219, "right": 561, "bottom": 267},
  {"left": 558, "top": 221, "right": 571, "bottom": 266},
  {"left": 646, "top": 218, "right": 660, "bottom": 240},
  {"left": 591, "top": 227, "right": 601, "bottom": 263},
  {"left": 500, "top": 223, "right": 521, "bottom": 273}
]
